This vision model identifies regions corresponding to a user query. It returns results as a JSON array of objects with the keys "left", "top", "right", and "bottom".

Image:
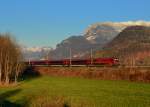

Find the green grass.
[{"left": 0, "top": 76, "right": 150, "bottom": 107}]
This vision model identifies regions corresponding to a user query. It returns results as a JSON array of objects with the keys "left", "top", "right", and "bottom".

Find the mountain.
[
  {"left": 50, "top": 36, "right": 92, "bottom": 59},
  {"left": 50, "top": 21, "right": 150, "bottom": 60},
  {"left": 22, "top": 47, "right": 53, "bottom": 60},
  {"left": 103, "top": 26, "right": 150, "bottom": 65}
]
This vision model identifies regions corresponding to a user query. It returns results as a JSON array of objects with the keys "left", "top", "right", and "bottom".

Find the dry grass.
[
  {"left": 28, "top": 95, "right": 69, "bottom": 107},
  {"left": 33, "top": 66, "right": 150, "bottom": 83},
  {"left": 27, "top": 95, "right": 93, "bottom": 107},
  {"left": 0, "top": 82, "right": 19, "bottom": 88}
]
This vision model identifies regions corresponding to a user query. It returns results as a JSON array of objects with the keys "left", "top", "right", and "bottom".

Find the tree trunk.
[
  {"left": 0, "top": 63, "right": 2, "bottom": 84},
  {"left": 5, "top": 74, "right": 9, "bottom": 84},
  {"left": 0, "top": 71, "right": 1, "bottom": 84},
  {"left": 15, "top": 75, "right": 17, "bottom": 83}
]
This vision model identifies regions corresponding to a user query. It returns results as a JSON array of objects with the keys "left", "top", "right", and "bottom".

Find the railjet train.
[{"left": 25, "top": 58, "right": 119, "bottom": 66}]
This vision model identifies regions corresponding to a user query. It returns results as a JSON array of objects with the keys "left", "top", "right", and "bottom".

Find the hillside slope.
[{"left": 104, "top": 26, "right": 150, "bottom": 65}]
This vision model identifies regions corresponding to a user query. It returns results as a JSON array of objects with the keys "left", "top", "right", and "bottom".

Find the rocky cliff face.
[{"left": 84, "top": 23, "right": 122, "bottom": 44}]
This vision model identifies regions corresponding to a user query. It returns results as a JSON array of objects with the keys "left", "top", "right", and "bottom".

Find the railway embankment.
[{"left": 27, "top": 66, "right": 150, "bottom": 83}]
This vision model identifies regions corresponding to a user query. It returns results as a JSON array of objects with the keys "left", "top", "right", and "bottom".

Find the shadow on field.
[
  {"left": 21, "top": 66, "right": 41, "bottom": 81},
  {"left": 0, "top": 66, "right": 41, "bottom": 107},
  {"left": 0, "top": 89, "right": 22, "bottom": 107}
]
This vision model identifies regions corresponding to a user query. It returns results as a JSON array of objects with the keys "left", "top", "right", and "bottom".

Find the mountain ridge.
[
  {"left": 50, "top": 21, "right": 150, "bottom": 60},
  {"left": 22, "top": 21, "right": 150, "bottom": 60}
]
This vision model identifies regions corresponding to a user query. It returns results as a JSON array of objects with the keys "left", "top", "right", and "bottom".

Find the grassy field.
[{"left": 0, "top": 76, "right": 150, "bottom": 107}]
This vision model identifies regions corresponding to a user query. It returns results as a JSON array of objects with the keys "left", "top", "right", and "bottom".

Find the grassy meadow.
[{"left": 0, "top": 76, "right": 150, "bottom": 107}]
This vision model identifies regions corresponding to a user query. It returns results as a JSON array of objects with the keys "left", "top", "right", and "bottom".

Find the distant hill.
[{"left": 103, "top": 26, "right": 150, "bottom": 65}]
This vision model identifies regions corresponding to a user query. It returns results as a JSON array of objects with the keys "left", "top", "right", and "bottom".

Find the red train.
[{"left": 25, "top": 58, "right": 119, "bottom": 66}]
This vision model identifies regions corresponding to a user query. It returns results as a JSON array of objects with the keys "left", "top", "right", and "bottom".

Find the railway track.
[{"left": 27, "top": 64, "right": 150, "bottom": 68}]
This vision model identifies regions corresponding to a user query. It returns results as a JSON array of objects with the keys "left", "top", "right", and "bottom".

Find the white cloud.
[{"left": 85, "top": 20, "right": 150, "bottom": 34}]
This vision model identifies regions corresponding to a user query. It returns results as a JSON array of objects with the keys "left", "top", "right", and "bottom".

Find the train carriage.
[{"left": 26, "top": 57, "right": 119, "bottom": 66}]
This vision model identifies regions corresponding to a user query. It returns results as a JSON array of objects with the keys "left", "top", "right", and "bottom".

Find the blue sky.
[{"left": 0, "top": 0, "right": 150, "bottom": 47}]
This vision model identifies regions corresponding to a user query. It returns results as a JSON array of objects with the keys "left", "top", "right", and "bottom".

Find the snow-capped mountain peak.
[
  {"left": 86, "top": 35, "right": 96, "bottom": 41},
  {"left": 22, "top": 46, "right": 53, "bottom": 60},
  {"left": 22, "top": 47, "right": 52, "bottom": 52}
]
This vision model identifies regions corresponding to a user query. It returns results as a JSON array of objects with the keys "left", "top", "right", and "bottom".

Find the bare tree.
[{"left": 0, "top": 34, "right": 23, "bottom": 84}]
